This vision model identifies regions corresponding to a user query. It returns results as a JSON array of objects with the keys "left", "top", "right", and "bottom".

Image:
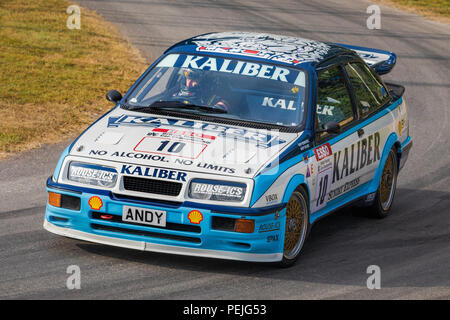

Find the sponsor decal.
[
  {"left": 134, "top": 136, "right": 208, "bottom": 160},
  {"left": 355, "top": 50, "right": 391, "bottom": 67},
  {"left": 88, "top": 196, "right": 103, "bottom": 210},
  {"left": 196, "top": 162, "right": 235, "bottom": 174},
  {"left": 265, "top": 193, "right": 278, "bottom": 204},
  {"left": 258, "top": 221, "right": 281, "bottom": 233},
  {"left": 121, "top": 165, "right": 187, "bottom": 182},
  {"left": 70, "top": 167, "right": 115, "bottom": 182},
  {"left": 68, "top": 163, "right": 117, "bottom": 186},
  {"left": 365, "top": 192, "right": 376, "bottom": 202},
  {"left": 187, "top": 210, "right": 203, "bottom": 224},
  {"left": 191, "top": 182, "right": 244, "bottom": 200},
  {"left": 316, "top": 105, "right": 334, "bottom": 116},
  {"left": 89, "top": 149, "right": 169, "bottom": 162},
  {"left": 303, "top": 154, "right": 309, "bottom": 163},
  {"left": 398, "top": 119, "right": 406, "bottom": 136},
  {"left": 107, "top": 115, "right": 286, "bottom": 149},
  {"left": 262, "top": 97, "right": 297, "bottom": 110},
  {"left": 192, "top": 32, "right": 331, "bottom": 65},
  {"left": 328, "top": 177, "right": 361, "bottom": 201},
  {"left": 147, "top": 128, "right": 216, "bottom": 144},
  {"left": 298, "top": 139, "right": 312, "bottom": 152},
  {"left": 311, "top": 158, "right": 333, "bottom": 213},
  {"left": 317, "top": 158, "right": 332, "bottom": 172},
  {"left": 174, "top": 54, "right": 303, "bottom": 84},
  {"left": 332, "top": 132, "right": 381, "bottom": 183},
  {"left": 314, "top": 143, "right": 332, "bottom": 161},
  {"left": 267, "top": 234, "right": 279, "bottom": 243},
  {"left": 311, "top": 131, "right": 382, "bottom": 209}
]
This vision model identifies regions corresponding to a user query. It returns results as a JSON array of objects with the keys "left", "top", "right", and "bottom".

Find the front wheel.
[
  {"left": 369, "top": 148, "right": 398, "bottom": 218},
  {"left": 278, "top": 188, "right": 310, "bottom": 267}
]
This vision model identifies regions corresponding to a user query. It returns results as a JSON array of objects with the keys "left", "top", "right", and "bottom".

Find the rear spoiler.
[{"left": 333, "top": 43, "right": 397, "bottom": 75}]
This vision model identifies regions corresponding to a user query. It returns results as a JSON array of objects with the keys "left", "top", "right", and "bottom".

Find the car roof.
[{"left": 164, "top": 31, "right": 352, "bottom": 68}]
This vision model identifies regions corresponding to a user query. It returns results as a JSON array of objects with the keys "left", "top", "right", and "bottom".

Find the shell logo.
[
  {"left": 188, "top": 210, "right": 203, "bottom": 224},
  {"left": 88, "top": 196, "right": 103, "bottom": 210}
]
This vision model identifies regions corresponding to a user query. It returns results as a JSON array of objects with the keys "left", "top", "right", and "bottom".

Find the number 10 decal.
[
  {"left": 316, "top": 174, "right": 329, "bottom": 207},
  {"left": 157, "top": 140, "right": 186, "bottom": 153},
  {"left": 134, "top": 136, "right": 208, "bottom": 159},
  {"left": 312, "top": 161, "right": 333, "bottom": 213}
]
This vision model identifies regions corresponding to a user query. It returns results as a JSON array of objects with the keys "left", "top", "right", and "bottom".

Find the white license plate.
[{"left": 122, "top": 205, "right": 166, "bottom": 227}]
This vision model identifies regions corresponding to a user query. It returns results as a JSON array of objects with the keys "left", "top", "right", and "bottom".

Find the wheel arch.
[
  {"left": 282, "top": 175, "right": 311, "bottom": 220},
  {"left": 279, "top": 174, "right": 311, "bottom": 267},
  {"left": 369, "top": 132, "right": 400, "bottom": 193}
]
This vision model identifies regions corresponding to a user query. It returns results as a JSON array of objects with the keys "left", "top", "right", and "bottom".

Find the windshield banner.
[{"left": 158, "top": 54, "right": 305, "bottom": 87}]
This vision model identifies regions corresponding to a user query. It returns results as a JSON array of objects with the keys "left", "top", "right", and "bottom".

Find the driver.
[{"left": 172, "top": 69, "right": 229, "bottom": 112}]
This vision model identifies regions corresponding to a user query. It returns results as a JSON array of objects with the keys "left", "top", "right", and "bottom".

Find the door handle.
[{"left": 357, "top": 128, "right": 365, "bottom": 137}]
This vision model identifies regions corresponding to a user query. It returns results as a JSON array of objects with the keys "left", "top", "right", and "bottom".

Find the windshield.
[{"left": 125, "top": 54, "right": 307, "bottom": 127}]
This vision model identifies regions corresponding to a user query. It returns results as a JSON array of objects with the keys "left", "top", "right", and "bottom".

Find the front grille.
[
  {"left": 123, "top": 176, "right": 182, "bottom": 196},
  {"left": 91, "top": 223, "right": 201, "bottom": 244},
  {"left": 111, "top": 193, "right": 182, "bottom": 207}
]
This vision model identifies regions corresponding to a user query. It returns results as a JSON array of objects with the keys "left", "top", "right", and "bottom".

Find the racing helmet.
[
  {"left": 184, "top": 68, "right": 202, "bottom": 82},
  {"left": 175, "top": 69, "right": 203, "bottom": 99}
]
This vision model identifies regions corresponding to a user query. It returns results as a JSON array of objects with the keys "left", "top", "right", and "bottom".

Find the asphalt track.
[{"left": 1, "top": 0, "right": 449, "bottom": 299}]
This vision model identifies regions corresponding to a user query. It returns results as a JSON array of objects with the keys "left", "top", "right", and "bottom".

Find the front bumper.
[{"left": 44, "top": 178, "right": 285, "bottom": 262}]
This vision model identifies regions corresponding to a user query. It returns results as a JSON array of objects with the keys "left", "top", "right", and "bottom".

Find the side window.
[
  {"left": 316, "top": 66, "right": 354, "bottom": 139},
  {"left": 344, "top": 62, "right": 390, "bottom": 118}
]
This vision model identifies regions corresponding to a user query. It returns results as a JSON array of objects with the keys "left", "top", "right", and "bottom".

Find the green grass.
[
  {"left": 375, "top": 0, "right": 449, "bottom": 21},
  {"left": 0, "top": 0, "right": 147, "bottom": 156}
]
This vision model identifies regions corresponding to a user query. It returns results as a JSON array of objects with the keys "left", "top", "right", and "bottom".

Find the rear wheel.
[
  {"left": 278, "top": 188, "right": 310, "bottom": 267},
  {"left": 369, "top": 148, "right": 398, "bottom": 218}
]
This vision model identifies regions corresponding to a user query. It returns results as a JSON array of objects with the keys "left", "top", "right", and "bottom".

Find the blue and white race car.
[{"left": 44, "top": 32, "right": 412, "bottom": 266}]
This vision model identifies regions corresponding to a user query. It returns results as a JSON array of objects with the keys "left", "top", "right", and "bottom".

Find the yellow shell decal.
[
  {"left": 88, "top": 196, "right": 103, "bottom": 210},
  {"left": 188, "top": 210, "right": 203, "bottom": 224}
]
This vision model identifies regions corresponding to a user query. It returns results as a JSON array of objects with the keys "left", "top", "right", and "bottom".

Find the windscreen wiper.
[{"left": 130, "top": 100, "right": 228, "bottom": 114}]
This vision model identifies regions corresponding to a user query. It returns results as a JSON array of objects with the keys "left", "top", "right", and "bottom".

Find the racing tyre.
[
  {"left": 369, "top": 148, "right": 398, "bottom": 219},
  {"left": 278, "top": 188, "right": 310, "bottom": 267}
]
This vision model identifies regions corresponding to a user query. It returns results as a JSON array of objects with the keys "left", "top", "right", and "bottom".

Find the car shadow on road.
[{"left": 75, "top": 187, "right": 450, "bottom": 288}]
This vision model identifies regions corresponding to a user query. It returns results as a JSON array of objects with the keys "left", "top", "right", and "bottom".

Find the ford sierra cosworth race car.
[{"left": 44, "top": 32, "right": 412, "bottom": 266}]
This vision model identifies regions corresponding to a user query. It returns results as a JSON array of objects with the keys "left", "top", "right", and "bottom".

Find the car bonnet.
[{"left": 69, "top": 108, "right": 301, "bottom": 178}]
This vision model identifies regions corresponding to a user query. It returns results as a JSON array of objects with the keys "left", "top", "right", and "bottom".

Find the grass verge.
[
  {"left": 372, "top": 0, "right": 449, "bottom": 24},
  {"left": 0, "top": 0, "right": 147, "bottom": 158}
]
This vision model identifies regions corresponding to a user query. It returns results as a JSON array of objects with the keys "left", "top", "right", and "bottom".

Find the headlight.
[
  {"left": 68, "top": 162, "right": 118, "bottom": 188},
  {"left": 189, "top": 179, "right": 246, "bottom": 202}
]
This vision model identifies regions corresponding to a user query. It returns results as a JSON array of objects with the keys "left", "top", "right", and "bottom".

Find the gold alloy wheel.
[
  {"left": 379, "top": 151, "right": 396, "bottom": 210},
  {"left": 283, "top": 192, "right": 307, "bottom": 260}
]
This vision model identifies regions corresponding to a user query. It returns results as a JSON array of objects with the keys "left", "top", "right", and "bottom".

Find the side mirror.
[
  {"left": 320, "top": 121, "right": 341, "bottom": 134},
  {"left": 106, "top": 90, "right": 122, "bottom": 103}
]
